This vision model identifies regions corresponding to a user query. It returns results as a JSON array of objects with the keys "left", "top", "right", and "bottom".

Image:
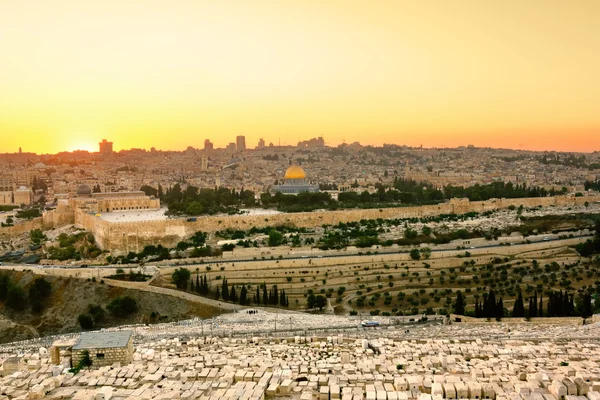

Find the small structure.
[{"left": 71, "top": 331, "right": 134, "bottom": 368}]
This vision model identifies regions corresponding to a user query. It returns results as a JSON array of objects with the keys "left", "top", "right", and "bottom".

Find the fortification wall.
[
  {"left": 70, "top": 194, "right": 600, "bottom": 254},
  {"left": 0, "top": 217, "right": 43, "bottom": 240}
]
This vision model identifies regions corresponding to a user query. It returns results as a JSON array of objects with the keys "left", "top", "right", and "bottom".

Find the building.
[
  {"left": 273, "top": 165, "right": 319, "bottom": 195},
  {"left": 297, "top": 137, "right": 325, "bottom": 149},
  {"left": 99, "top": 139, "right": 113, "bottom": 155},
  {"left": 257, "top": 138, "right": 265, "bottom": 149},
  {"left": 0, "top": 184, "right": 33, "bottom": 206},
  {"left": 226, "top": 142, "right": 236, "bottom": 153},
  {"left": 71, "top": 331, "right": 134, "bottom": 368},
  {"left": 69, "top": 185, "right": 160, "bottom": 213},
  {"left": 236, "top": 135, "right": 246, "bottom": 152},
  {"left": 204, "top": 139, "right": 214, "bottom": 154}
]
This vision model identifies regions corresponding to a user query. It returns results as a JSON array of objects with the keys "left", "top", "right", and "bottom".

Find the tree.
[
  {"left": 268, "top": 230, "right": 284, "bottom": 247},
  {"left": 78, "top": 314, "right": 94, "bottom": 330},
  {"left": 222, "top": 279, "right": 229, "bottom": 301},
  {"left": 453, "top": 291, "right": 465, "bottom": 315},
  {"left": 239, "top": 286, "right": 248, "bottom": 305},
  {"left": 107, "top": 296, "right": 137, "bottom": 317},
  {"left": 410, "top": 249, "right": 421, "bottom": 261},
  {"left": 171, "top": 268, "right": 191, "bottom": 290},
  {"left": 512, "top": 291, "right": 525, "bottom": 317},
  {"left": 88, "top": 304, "right": 106, "bottom": 323},
  {"left": 315, "top": 295, "right": 327, "bottom": 310},
  {"left": 78, "top": 350, "right": 93, "bottom": 369},
  {"left": 6, "top": 285, "right": 27, "bottom": 310},
  {"left": 29, "top": 277, "right": 52, "bottom": 313}
]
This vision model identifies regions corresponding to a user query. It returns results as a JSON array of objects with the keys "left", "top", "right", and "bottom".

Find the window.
[{"left": 96, "top": 353, "right": 105, "bottom": 359}]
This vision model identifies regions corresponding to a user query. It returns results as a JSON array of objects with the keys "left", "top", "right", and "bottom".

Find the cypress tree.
[
  {"left": 195, "top": 274, "right": 201, "bottom": 294},
  {"left": 562, "top": 290, "right": 570, "bottom": 316},
  {"left": 256, "top": 287, "right": 260, "bottom": 304},
  {"left": 215, "top": 287, "right": 220, "bottom": 300},
  {"left": 230, "top": 286, "right": 237, "bottom": 303},
  {"left": 222, "top": 279, "right": 229, "bottom": 301},
  {"left": 532, "top": 291, "right": 538, "bottom": 317},
  {"left": 453, "top": 291, "right": 466, "bottom": 315},
  {"left": 496, "top": 298, "right": 504, "bottom": 319},
  {"left": 547, "top": 291, "right": 554, "bottom": 317},
  {"left": 240, "top": 286, "right": 247, "bottom": 306},
  {"left": 512, "top": 291, "right": 525, "bottom": 317},
  {"left": 538, "top": 294, "right": 543, "bottom": 317},
  {"left": 190, "top": 279, "right": 195, "bottom": 293},
  {"left": 273, "top": 285, "right": 279, "bottom": 306},
  {"left": 262, "top": 284, "right": 268, "bottom": 305}
]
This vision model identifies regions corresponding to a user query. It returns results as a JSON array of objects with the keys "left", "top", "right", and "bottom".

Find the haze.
[{"left": 1, "top": 0, "right": 599, "bottom": 153}]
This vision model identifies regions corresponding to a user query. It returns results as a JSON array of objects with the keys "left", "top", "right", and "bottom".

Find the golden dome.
[{"left": 284, "top": 165, "right": 306, "bottom": 179}]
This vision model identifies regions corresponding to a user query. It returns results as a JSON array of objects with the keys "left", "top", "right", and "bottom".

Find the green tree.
[
  {"left": 29, "top": 278, "right": 52, "bottom": 313},
  {"left": 171, "top": 268, "right": 191, "bottom": 290},
  {"left": 78, "top": 314, "right": 94, "bottom": 330},
  {"left": 6, "top": 285, "right": 27, "bottom": 310},
  {"left": 107, "top": 296, "right": 137, "bottom": 317},
  {"left": 410, "top": 249, "right": 421, "bottom": 261},
  {"left": 512, "top": 290, "right": 525, "bottom": 317},
  {"left": 453, "top": 291, "right": 465, "bottom": 315},
  {"left": 315, "top": 295, "right": 327, "bottom": 310},
  {"left": 268, "top": 230, "right": 284, "bottom": 247}
]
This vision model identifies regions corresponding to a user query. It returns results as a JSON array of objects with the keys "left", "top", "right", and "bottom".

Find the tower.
[
  {"left": 99, "top": 139, "right": 113, "bottom": 155},
  {"left": 236, "top": 135, "right": 246, "bottom": 152}
]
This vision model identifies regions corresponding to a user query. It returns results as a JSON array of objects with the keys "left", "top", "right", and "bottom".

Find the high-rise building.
[
  {"left": 257, "top": 138, "right": 265, "bottom": 149},
  {"left": 201, "top": 157, "right": 208, "bottom": 171},
  {"left": 236, "top": 135, "right": 246, "bottom": 152},
  {"left": 204, "top": 139, "right": 214, "bottom": 153},
  {"left": 99, "top": 139, "right": 113, "bottom": 154}
]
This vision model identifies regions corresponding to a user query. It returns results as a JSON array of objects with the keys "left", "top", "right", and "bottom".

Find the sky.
[{"left": 0, "top": 0, "right": 599, "bottom": 154}]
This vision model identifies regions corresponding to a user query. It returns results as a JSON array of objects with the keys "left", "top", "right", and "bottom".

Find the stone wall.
[
  {"left": 0, "top": 217, "right": 43, "bottom": 240},
  {"left": 72, "top": 194, "right": 600, "bottom": 254},
  {"left": 71, "top": 342, "right": 133, "bottom": 368},
  {"left": 450, "top": 314, "right": 584, "bottom": 325}
]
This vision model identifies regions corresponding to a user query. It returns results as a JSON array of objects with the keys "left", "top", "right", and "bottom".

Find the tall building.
[
  {"left": 201, "top": 157, "right": 208, "bottom": 171},
  {"left": 236, "top": 135, "right": 246, "bottom": 152},
  {"left": 204, "top": 139, "right": 214, "bottom": 154},
  {"left": 257, "top": 138, "right": 265, "bottom": 149},
  {"left": 99, "top": 139, "right": 113, "bottom": 154}
]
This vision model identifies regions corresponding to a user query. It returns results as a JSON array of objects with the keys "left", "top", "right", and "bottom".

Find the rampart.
[{"left": 5, "top": 194, "right": 596, "bottom": 254}]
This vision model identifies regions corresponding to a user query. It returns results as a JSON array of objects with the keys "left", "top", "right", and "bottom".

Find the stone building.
[
  {"left": 69, "top": 185, "right": 160, "bottom": 213},
  {"left": 71, "top": 331, "right": 134, "bottom": 368}
]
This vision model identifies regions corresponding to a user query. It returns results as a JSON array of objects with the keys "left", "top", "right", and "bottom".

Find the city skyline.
[{"left": 1, "top": 0, "right": 599, "bottom": 154}]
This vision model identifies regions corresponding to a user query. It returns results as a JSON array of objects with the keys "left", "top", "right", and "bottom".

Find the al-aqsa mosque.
[{"left": 273, "top": 165, "right": 319, "bottom": 195}]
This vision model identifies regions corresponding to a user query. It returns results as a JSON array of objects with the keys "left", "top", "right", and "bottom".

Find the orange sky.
[{"left": 0, "top": 0, "right": 599, "bottom": 154}]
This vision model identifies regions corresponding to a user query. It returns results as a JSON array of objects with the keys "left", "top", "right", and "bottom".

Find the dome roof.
[
  {"left": 76, "top": 184, "right": 92, "bottom": 196},
  {"left": 284, "top": 165, "right": 306, "bottom": 179}
]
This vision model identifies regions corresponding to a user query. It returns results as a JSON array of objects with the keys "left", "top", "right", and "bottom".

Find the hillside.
[{"left": 0, "top": 269, "right": 225, "bottom": 344}]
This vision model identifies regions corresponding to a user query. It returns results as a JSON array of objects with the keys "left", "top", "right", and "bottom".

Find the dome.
[
  {"left": 284, "top": 165, "right": 306, "bottom": 180},
  {"left": 76, "top": 184, "right": 92, "bottom": 196}
]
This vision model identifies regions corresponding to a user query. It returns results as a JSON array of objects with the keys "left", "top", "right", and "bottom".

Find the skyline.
[{"left": 1, "top": 0, "right": 599, "bottom": 154}]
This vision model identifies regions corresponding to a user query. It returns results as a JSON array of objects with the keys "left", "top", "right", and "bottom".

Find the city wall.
[
  {"left": 43, "top": 195, "right": 600, "bottom": 254},
  {"left": 0, "top": 217, "right": 43, "bottom": 240}
]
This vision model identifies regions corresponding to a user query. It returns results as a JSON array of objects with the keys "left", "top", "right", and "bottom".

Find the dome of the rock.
[{"left": 284, "top": 165, "right": 306, "bottom": 180}]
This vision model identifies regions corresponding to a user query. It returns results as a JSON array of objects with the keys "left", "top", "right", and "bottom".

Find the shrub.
[
  {"left": 78, "top": 314, "right": 94, "bottom": 330},
  {"left": 107, "top": 296, "right": 138, "bottom": 317}
]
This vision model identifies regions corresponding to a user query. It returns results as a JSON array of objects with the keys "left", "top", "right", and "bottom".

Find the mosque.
[{"left": 273, "top": 165, "right": 319, "bottom": 195}]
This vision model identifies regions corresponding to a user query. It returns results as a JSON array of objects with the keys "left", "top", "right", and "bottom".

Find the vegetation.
[
  {"left": 172, "top": 268, "right": 191, "bottom": 290},
  {"left": 106, "top": 296, "right": 138, "bottom": 317},
  {"left": 28, "top": 278, "right": 52, "bottom": 313},
  {"left": 47, "top": 232, "right": 102, "bottom": 261},
  {"left": 161, "top": 184, "right": 255, "bottom": 216},
  {"left": 30, "top": 229, "right": 47, "bottom": 245}
]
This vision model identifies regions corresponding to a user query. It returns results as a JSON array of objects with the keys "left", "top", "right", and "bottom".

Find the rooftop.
[{"left": 72, "top": 331, "right": 133, "bottom": 350}]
